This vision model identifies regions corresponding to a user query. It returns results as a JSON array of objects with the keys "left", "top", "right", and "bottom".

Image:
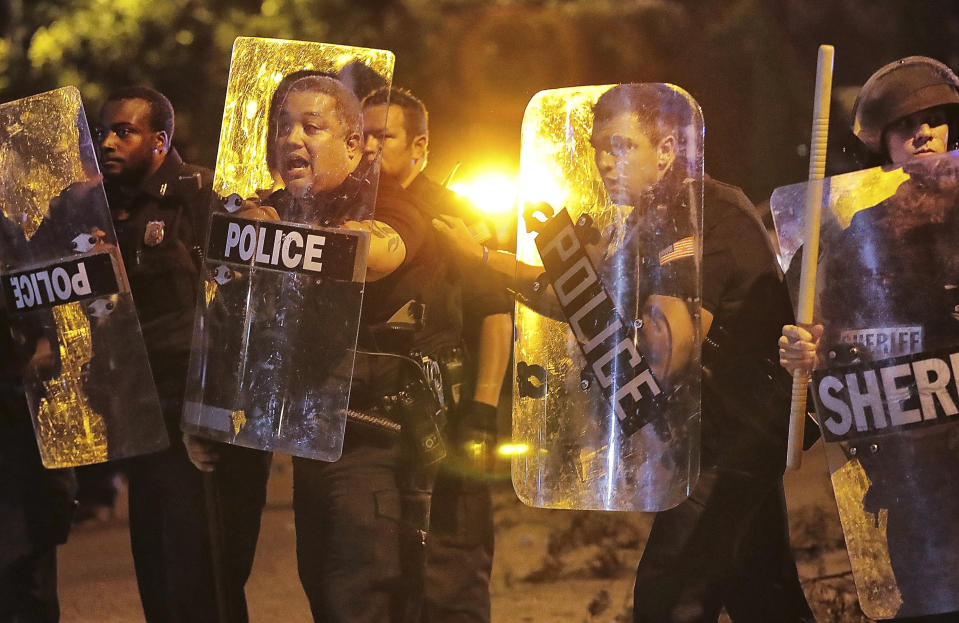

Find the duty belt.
[{"left": 349, "top": 349, "right": 449, "bottom": 466}]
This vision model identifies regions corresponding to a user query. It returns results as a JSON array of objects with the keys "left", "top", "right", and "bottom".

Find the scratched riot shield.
[
  {"left": 0, "top": 87, "right": 167, "bottom": 467},
  {"left": 182, "top": 38, "right": 393, "bottom": 461},
  {"left": 771, "top": 150, "right": 959, "bottom": 619},
  {"left": 512, "top": 84, "right": 703, "bottom": 511}
]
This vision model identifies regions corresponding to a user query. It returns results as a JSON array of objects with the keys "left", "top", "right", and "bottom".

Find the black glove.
[{"left": 455, "top": 400, "right": 497, "bottom": 474}]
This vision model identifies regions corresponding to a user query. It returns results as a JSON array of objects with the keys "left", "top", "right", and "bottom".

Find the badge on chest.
[{"left": 144, "top": 220, "right": 165, "bottom": 247}]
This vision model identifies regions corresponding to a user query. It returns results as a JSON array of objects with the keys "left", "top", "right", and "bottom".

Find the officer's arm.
[
  {"left": 638, "top": 294, "right": 698, "bottom": 387},
  {"left": 701, "top": 308, "right": 713, "bottom": 338},
  {"left": 458, "top": 312, "right": 511, "bottom": 471},
  {"left": 631, "top": 299, "right": 719, "bottom": 389},
  {"left": 432, "top": 215, "right": 550, "bottom": 301},
  {"left": 342, "top": 219, "right": 406, "bottom": 281},
  {"left": 473, "top": 313, "right": 512, "bottom": 407}
]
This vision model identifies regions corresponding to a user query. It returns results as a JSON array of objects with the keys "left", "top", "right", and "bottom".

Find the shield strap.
[{"left": 527, "top": 207, "right": 664, "bottom": 436}]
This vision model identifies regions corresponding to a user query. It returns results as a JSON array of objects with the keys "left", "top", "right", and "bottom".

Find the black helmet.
[{"left": 851, "top": 56, "right": 959, "bottom": 154}]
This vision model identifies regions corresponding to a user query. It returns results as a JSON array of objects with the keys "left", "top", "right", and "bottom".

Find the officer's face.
[
  {"left": 883, "top": 106, "right": 950, "bottom": 165},
  {"left": 275, "top": 90, "right": 361, "bottom": 199},
  {"left": 590, "top": 112, "right": 674, "bottom": 206},
  {"left": 363, "top": 104, "right": 421, "bottom": 185},
  {"left": 97, "top": 98, "right": 162, "bottom": 183}
]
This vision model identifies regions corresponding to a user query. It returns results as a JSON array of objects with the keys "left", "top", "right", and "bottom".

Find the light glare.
[
  {"left": 497, "top": 443, "right": 529, "bottom": 456},
  {"left": 449, "top": 171, "right": 517, "bottom": 216}
]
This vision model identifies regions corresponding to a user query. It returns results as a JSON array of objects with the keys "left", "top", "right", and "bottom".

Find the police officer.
[
  {"left": 185, "top": 72, "right": 464, "bottom": 623},
  {"left": 93, "top": 86, "right": 225, "bottom": 623},
  {"left": 0, "top": 309, "right": 77, "bottom": 622},
  {"left": 782, "top": 56, "right": 959, "bottom": 371},
  {"left": 780, "top": 56, "right": 959, "bottom": 622},
  {"left": 436, "top": 83, "right": 814, "bottom": 622},
  {"left": 362, "top": 87, "right": 512, "bottom": 623}
]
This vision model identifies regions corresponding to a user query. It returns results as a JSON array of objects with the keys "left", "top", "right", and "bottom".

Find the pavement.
[
  {"left": 59, "top": 455, "right": 312, "bottom": 623},
  {"left": 58, "top": 442, "right": 850, "bottom": 622}
]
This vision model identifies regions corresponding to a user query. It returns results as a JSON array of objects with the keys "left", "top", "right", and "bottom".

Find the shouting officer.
[
  {"left": 435, "top": 83, "right": 814, "bottom": 622},
  {"left": 94, "top": 86, "right": 219, "bottom": 623},
  {"left": 186, "top": 72, "right": 463, "bottom": 622},
  {"left": 363, "top": 87, "right": 512, "bottom": 623}
]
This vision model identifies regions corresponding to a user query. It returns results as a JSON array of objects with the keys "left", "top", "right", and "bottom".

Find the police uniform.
[
  {"left": 631, "top": 176, "right": 814, "bottom": 622},
  {"left": 105, "top": 148, "right": 269, "bottom": 623},
  {"left": 0, "top": 311, "right": 77, "bottom": 623},
  {"left": 207, "top": 172, "right": 464, "bottom": 623},
  {"left": 406, "top": 173, "right": 510, "bottom": 623},
  {"left": 291, "top": 173, "right": 463, "bottom": 623}
]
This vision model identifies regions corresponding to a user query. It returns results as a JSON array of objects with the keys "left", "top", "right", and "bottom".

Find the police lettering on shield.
[{"left": 206, "top": 212, "right": 361, "bottom": 281}]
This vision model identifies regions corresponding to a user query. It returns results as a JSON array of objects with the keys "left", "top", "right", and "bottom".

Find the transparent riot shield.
[
  {"left": 0, "top": 87, "right": 167, "bottom": 468},
  {"left": 512, "top": 84, "right": 703, "bottom": 511},
  {"left": 771, "top": 150, "right": 959, "bottom": 619},
  {"left": 182, "top": 38, "right": 394, "bottom": 461}
]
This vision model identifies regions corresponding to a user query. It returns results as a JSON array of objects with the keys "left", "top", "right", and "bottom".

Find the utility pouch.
[
  {"left": 387, "top": 365, "right": 448, "bottom": 467},
  {"left": 361, "top": 299, "right": 450, "bottom": 466},
  {"left": 434, "top": 345, "right": 468, "bottom": 412}
]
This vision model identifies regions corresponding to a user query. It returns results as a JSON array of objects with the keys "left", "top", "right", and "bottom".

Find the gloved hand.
[{"left": 454, "top": 400, "right": 498, "bottom": 474}]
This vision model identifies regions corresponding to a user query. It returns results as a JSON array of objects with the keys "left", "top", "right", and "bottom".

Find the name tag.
[
  {"left": 206, "top": 213, "right": 361, "bottom": 282},
  {"left": 1, "top": 252, "right": 118, "bottom": 311}
]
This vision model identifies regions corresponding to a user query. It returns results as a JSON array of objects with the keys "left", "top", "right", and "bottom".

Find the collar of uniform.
[
  {"left": 406, "top": 171, "right": 429, "bottom": 196},
  {"left": 140, "top": 148, "right": 184, "bottom": 199}
]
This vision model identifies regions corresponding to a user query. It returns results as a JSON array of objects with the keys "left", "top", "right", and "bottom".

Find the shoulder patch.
[{"left": 658, "top": 236, "right": 695, "bottom": 266}]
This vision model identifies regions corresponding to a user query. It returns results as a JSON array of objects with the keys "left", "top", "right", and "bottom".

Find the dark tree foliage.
[{"left": 1, "top": 0, "right": 958, "bottom": 200}]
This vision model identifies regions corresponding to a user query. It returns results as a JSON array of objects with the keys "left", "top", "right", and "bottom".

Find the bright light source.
[
  {"left": 449, "top": 171, "right": 517, "bottom": 216},
  {"left": 496, "top": 443, "right": 529, "bottom": 457}
]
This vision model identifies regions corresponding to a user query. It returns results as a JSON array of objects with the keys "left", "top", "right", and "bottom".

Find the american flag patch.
[{"left": 658, "top": 237, "right": 695, "bottom": 266}]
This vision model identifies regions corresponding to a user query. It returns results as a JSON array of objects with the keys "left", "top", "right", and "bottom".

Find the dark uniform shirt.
[
  {"left": 604, "top": 167, "right": 699, "bottom": 317},
  {"left": 104, "top": 148, "right": 212, "bottom": 355},
  {"left": 698, "top": 177, "right": 794, "bottom": 476},
  {"left": 250, "top": 174, "right": 463, "bottom": 417},
  {"left": 351, "top": 175, "right": 464, "bottom": 409},
  {"left": 607, "top": 172, "right": 794, "bottom": 476}
]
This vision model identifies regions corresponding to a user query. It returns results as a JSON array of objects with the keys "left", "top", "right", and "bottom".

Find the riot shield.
[
  {"left": 512, "top": 84, "right": 703, "bottom": 511},
  {"left": 181, "top": 38, "right": 394, "bottom": 461},
  {"left": 771, "top": 150, "right": 959, "bottom": 619},
  {"left": 0, "top": 87, "right": 167, "bottom": 468}
]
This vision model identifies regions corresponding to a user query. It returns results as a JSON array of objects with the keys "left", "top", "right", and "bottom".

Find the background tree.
[{"left": 1, "top": 0, "right": 958, "bottom": 202}]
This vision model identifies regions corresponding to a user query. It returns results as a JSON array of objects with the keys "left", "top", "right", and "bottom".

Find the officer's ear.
[
  {"left": 153, "top": 130, "right": 170, "bottom": 155},
  {"left": 411, "top": 134, "right": 428, "bottom": 169},
  {"left": 345, "top": 131, "right": 362, "bottom": 162},
  {"left": 657, "top": 135, "right": 676, "bottom": 172}
]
